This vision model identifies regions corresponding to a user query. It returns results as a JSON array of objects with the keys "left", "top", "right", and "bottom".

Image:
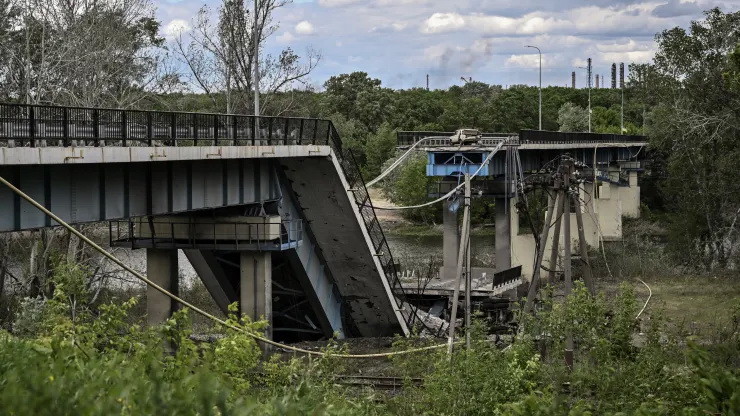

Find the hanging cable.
[
  {"left": 365, "top": 136, "right": 447, "bottom": 188},
  {"left": 373, "top": 140, "right": 507, "bottom": 210}
]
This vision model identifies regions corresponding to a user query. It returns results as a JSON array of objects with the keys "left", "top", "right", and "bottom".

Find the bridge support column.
[
  {"left": 240, "top": 252, "right": 273, "bottom": 339},
  {"left": 495, "top": 197, "right": 512, "bottom": 271},
  {"left": 146, "top": 249, "right": 179, "bottom": 326},
  {"left": 620, "top": 170, "right": 640, "bottom": 218},
  {"left": 441, "top": 200, "right": 460, "bottom": 280},
  {"left": 595, "top": 180, "right": 623, "bottom": 241}
]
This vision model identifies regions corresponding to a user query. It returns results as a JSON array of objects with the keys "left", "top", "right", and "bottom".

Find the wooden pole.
[
  {"left": 563, "top": 161, "right": 574, "bottom": 370},
  {"left": 573, "top": 191, "right": 595, "bottom": 295},
  {"left": 524, "top": 188, "right": 558, "bottom": 313},
  {"left": 547, "top": 188, "right": 566, "bottom": 285},
  {"left": 447, "top": 174, "right": 471, "bottom": 355},
  {"left": 465, "top": 206, "right": 472, "bottom": 349}
]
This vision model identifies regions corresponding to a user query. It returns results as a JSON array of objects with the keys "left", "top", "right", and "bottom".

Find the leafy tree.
[
  {"left": 323, "top": 72, "right": 382, "bottom": 124},
  {"left": 557, "top": 102, "right": 588, "bottom": 132},
  {"left": 386, "top": 154, "right": 440, "bottom": 223},
  {"left": 639, "top": 8, "right": 740, "bottom": 269},
  {"left": 363, "top": 123, "right": 397, "bottom": 179}
]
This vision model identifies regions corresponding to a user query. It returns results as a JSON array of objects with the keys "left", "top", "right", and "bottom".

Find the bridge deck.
[{"left": 0, "top": 102, "right": 418, "bottom": 335}]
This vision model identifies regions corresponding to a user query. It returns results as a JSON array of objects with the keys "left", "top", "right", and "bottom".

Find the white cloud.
[
  {"left": 163, "top": 19, "right": 190, "bottom": 39},
  {"left": 421, "top": 12, "right": 569, "bottom": 35},
  {"left": 600, "top": 50, "right": 655, "bottom": 63},
  {"left": 318, "top": 0, "right": 363, "bottom": 6},
  {"left": 370, "top": 21, "right": 408, "bottom": 33},
  {"left": 420, "top": 12, "right": 466, "bottom": 34},
  {"left": 276, "top": 31, "right": 296, "bottom": 44},
  {"left": 505, "top": 54, "right": 542, "bottom": 69},
  {"left": 295, "top": 20, "right": 316, "bottom": 35}
]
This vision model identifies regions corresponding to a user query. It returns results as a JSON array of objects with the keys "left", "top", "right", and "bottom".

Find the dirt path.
[{"left": 368, "top": 188, "right": 408, "bottom": 226}]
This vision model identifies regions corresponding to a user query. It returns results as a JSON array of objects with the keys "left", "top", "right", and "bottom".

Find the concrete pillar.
[
  {"left": 441, "top": 200, "right": 460, "bottom": 279},
  {"left": 146, "top": 249, "right": 179, "bottom": 326},
  {"left": 621, "top": 170, "right": 641, "bottom": 218},
  {"left": 240, "top": 252, "right": 272, "bottom": 338},
  {"left": 495, "top": 197, "right": 511, "bottom": 271}
]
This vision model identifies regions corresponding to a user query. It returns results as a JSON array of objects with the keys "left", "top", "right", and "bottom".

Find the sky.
[{"left": 155, "top": 0, "right": 740, "bottom": 90}]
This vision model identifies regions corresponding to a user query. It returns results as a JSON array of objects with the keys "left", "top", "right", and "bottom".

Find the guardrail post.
[
  {"left": 121, "top": 110, "right": 128, "bottom": 146},
  {"left": 171, "top": 113, "right": 177, "bottom": 146},
  {"left": 298, "top": 119, "right": 304, "bottom": 145},
  {"left": 193, "top": 113, "right": 198, "bottom": 146},
  {"left": 213, "top": 114, "right": 218, "bottom": 146},
  {"left": 28, "top": 105, "right": 36, "bottom": 148},
  {"left": 146, "top": 111, "right": 153, "bottom": 146},
  {"left": 232, "top": 115, "right": 238, "bottom": 145},
  {"left": 62, "top": 107, "right": 69, "bottom": 147},
  {"left": 92, "top": 108, "right": 100, "bottom": 147},
  {"left": 268, "top": 118, "right": 273, "bottom": 144},
  {"left": 284, "top": 118, "right": 289, "bottom": 145},
  {"left": 251, "top": 116, "right": 256, "bottom": 146}
]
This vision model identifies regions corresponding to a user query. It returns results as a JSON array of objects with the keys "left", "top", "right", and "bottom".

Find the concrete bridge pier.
[
  {"left": 240, "top": 251, "right": 273, "bottom": 338},
  {"left": 495, "top": 197, "right": 512, "bottom": 271},
  {"left": 441, "top": 200, "right": 460, "bottom": 279},
  {"left": 146, "top": 249, "right": 180, "bottom": 326}
]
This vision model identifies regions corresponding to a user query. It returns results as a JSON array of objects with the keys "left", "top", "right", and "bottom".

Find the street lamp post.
[{"left": 526, "top": 45, "right": 542, "bottom": 130}]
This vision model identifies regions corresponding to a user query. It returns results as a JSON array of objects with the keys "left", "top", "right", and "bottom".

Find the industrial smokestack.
[
  {"left": 571, "top": 71, "right": 576, "bottom": 88},
  {"left": 611, "top": 63, "right": 617, "bottom": 88},
  {"left": 596, "top": 74, "right": 600, "bottom": 89}
]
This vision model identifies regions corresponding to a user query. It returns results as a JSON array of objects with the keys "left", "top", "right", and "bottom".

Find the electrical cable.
[
  {"left": 635, "top": 279, "right": 652, "bottom": 320},
  {"left": 372, "top": 140, "right": 507, "bottom": 210},
  {"left": 365, "top": 136, "right": 447, "bottom": 188},
  {"left": 0, "top": 175, "right": 455, "bottom": 359}
]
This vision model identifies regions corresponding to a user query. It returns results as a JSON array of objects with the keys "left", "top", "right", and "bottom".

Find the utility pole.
[
  {"left": 526, "top": 45, "right": 542, "bottom": 130},
  {"left": 562, "top": 160, "right": 574, "bottom": 370},
  {"left": 573, "top": 191, "right": 595, "bottom": 295},
  {"left": 253, "top": 0, "right": 261, "bottom": 140},
  {"left": 524, "top": 180, "right": 558, "bottom": 313},
  {"left": 620, "top": 63, "right": 625, "bottom": 133},
  {"left": 587, "top": 58, "right": 592, "bottom": 133},
  {"left": 447, "top": 174, "right": 471, "bottom": 356},
  {"left": 464, "top": 207, "right": 472, "bottom": 349}
]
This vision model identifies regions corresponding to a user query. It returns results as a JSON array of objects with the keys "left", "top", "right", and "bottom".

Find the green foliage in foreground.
[{"left": 1, "top": 262, "right": 738, "bottom": 415}]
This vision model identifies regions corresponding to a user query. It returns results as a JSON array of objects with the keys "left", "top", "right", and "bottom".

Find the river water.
[{"left": 385, "top": 233, "right": 496, "bottom": 275}]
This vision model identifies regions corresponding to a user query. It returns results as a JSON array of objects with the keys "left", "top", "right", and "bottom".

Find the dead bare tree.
[{"left": 173, "top": 0, "right": 320, "bottom": 115}]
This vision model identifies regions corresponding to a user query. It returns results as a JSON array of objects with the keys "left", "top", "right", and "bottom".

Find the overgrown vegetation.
[{"left": 1, "top": 260, "right": 738, "bottom": 415}]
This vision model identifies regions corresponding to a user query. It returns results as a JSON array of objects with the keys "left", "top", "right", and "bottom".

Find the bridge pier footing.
[
  {"left": 240, "top": 252, "right": 273, "bottom": 339},
  {"left": 495, "top": 197, "right": 512, "bottom": 272},
  {"left": 441, "top": 200, "right": 460, "bottom": 279},
  {"left": 146, "top": 249, "right": 180, "bottom": 326}
]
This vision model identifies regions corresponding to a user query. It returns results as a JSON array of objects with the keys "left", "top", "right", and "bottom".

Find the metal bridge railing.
[
  {"left": 396, "top": 131, "right": 516, "bottom": 147},
  {"left": 328, "top": 124, "right": 417, "bottom": 330},
  {"left": 0, "top": 103, "right": 333, "bottom": 147},
  {"left": 396, "top": 130, "right": 647, "bottom": 147},
  {"left": 109, "top": 217, "right": 303, "bottom": 251}
]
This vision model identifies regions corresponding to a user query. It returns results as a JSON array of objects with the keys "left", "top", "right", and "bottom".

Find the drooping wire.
[{"left": 372, "top": 140, "right": 507, "bottom": 210}]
